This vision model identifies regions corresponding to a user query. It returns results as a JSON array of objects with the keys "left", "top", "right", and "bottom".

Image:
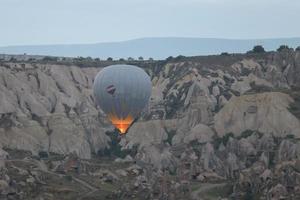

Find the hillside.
[
  {"left": 0, "top": 37, "right": 300, "bottom": 59},
  {"left": 1, "top": 49, "right": 300, "bottom": 199}
]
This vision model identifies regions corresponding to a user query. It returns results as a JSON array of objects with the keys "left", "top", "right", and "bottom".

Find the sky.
[{"left": 1, "top": 0, "right": 300, "bottom": 46}]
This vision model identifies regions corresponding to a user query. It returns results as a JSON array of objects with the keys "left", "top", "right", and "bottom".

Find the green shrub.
[
  {"left": 285, "top": 134, "right": 295, "bottom": 139},
  {"left": 127, "top": 57, "right": 134, "bottom": 61},
  {"left": 277, "top": 45, "right": 291, "bottom": 52},
  {"left": 248, "top": 45, "right": 265, "bottom": 53},
  {"left": 42, "top": 56, "right": 58, "bottom": 62},
  {"left": 98, "top": 130, "right": 138, "bottom": 159},
  {"left": 238, "top": 130, "right": 254, "bottom": 139},
  {"left": 163, "top": 130, "right": 176, "bottom": 145},
  {"left": 166, "top": 56, "right": 174, "bottom": 61},
  {"left": 213, "top": 132, "right": 234, "bottom": 148},
  {"left": 221, "top": 52, "right": 230, "bottom": 56}
]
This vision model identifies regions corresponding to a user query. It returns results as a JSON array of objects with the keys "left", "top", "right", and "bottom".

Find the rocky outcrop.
[
  {"left": 1, "top": 50, "right": 300, "bottom": 199},
  {"left": 214, "top": 92, "right": 300, "bottom": 137},
  {"left": 173, "top": 123, "right": 214, "bottom": 144},
  {"left": 0, "top": 63, "right": 110, "bottom": 158},
  {"left": 120, "top": 120, "right": 168, "bottom": 149}
]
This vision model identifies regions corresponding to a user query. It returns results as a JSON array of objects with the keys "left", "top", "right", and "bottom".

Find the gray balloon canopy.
[{"left": 93, "top": 64, "right": 152, "bottom": 134}]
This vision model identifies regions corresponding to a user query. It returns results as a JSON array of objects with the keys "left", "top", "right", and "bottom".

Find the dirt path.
[{"left": 191, "top": 183, "right": 227, "bottom": 200}]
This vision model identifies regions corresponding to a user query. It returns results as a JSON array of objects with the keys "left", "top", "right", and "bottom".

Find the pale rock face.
[
  {"left": 238, "top": 138, "right": 257, "bottom": 157},
  {"left": 231, "top": 78, "right": 252, "bottom": 94},
  {"left": 268, "top": 184, "right": 288, "bottom": 199},
  {"left": 0, "top": 64, "right": 110, "bottom": 158},
  {"left": 0, "top": 87, "right": 16, "bottom": 114},
  {"left": 0, "top": 148, "right": 8, "bottom": 169},
  {"left": 0, "top": 180, "right": 9, "bottom": 195},
  {"left": 173, "top": 123, "right": 214, "bottom": 144},
  {"left": 231, "top": 74, "right": 273, "bottom": 95},
  {"left": 214, "top": 92, "right": 300, "bottom": 138},
  {"left": 258, "top": 135, "right": 275, "bottom": 151},
  {"left": 226, "top": 153, "right": 239, "bottom": 178},
  {"left": 0, "top": 125, "right": 49, "bottom": 154},
  {"left": 218, "top": 95, "right": 228, "bottom": 107},
  {"left": 260, "top": 169, "right": 272, "bottom": 182},
  {"left": 183, "top": 80, "right": 214, "bottom": 126},
  {"left": 120, "top": 120, "right": 168, "bottom": 149},
  {"left": 259, "top": 152, "right": 269, "bottom": 167},
  {"left": 278, "top": 140, "right": 300, "bottom": 162},
  {"left": 48, "top": 117, "right": 91, "bottom": 158},
  {"left": 200, "top": 143, "right": 223, "bottom": 171},
  {"left": 172, "top": 88, "right": 214, "bottom": 144},
  {"left": 231, "top": 59, "right": 261, "bottom": 74},
  {"left": 135, "top": 145, "right": 177, "bottom": 170},
  {"left": 151, "top": 73, "right": 169, "bottom": 105},
  {"left": 212, "top": 85, "right": 220, "bottom": 96}
]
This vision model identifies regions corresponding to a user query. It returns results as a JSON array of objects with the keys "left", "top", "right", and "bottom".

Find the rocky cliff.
[{"left": 1, "top": 50, "right": 300, "bottom": 199}]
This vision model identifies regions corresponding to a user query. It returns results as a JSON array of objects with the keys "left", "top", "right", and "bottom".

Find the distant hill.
[{"left": 0, "top": 37, "right": 300, "bottom": 59}]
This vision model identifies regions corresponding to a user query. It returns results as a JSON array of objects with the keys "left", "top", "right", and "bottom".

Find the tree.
[
  {"left": 296, "top": 46, "right": 300, "bottom": 51},
  {"left": 252, "top": 45, "right": 265, "bottom": 53},
  {"left": 138, "top": 56, "right": 144, "bottom": 61},
  {"left": 119, "top": 58, "right": 125, "bottom": 61},
  {"left": 166, "top": 56, "right": 173, "bottom": 61},
  {"left": 127, "top": 57, "right": 134, "bottom": 61},
  {"left": 148, "top": 57, "right": 154, "bottom": 61},
  {"left": 277, "top": 45, "right": 290, "bottom": 52},
  {"left": 94, "top": 58, "right": 100, "bottom": 62},
  {"left": 221, "top": 52, "right": 230, "bottom": 56},
  {"left": 107, "top": 57, "right": 113, "bottom": 61}
]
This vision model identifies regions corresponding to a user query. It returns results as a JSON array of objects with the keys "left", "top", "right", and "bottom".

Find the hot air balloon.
[{"left": 93, "top": 64, "right": 152, "bottom": 134}]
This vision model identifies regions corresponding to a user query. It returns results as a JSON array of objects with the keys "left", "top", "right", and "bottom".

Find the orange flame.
[{"left": 108, "top": 114, "right": 134, "bottom": 134}]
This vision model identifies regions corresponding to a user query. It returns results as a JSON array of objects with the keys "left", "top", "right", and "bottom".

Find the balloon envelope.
[{"left": 93, "top": 64, "right": 152, "bottom": 134}]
